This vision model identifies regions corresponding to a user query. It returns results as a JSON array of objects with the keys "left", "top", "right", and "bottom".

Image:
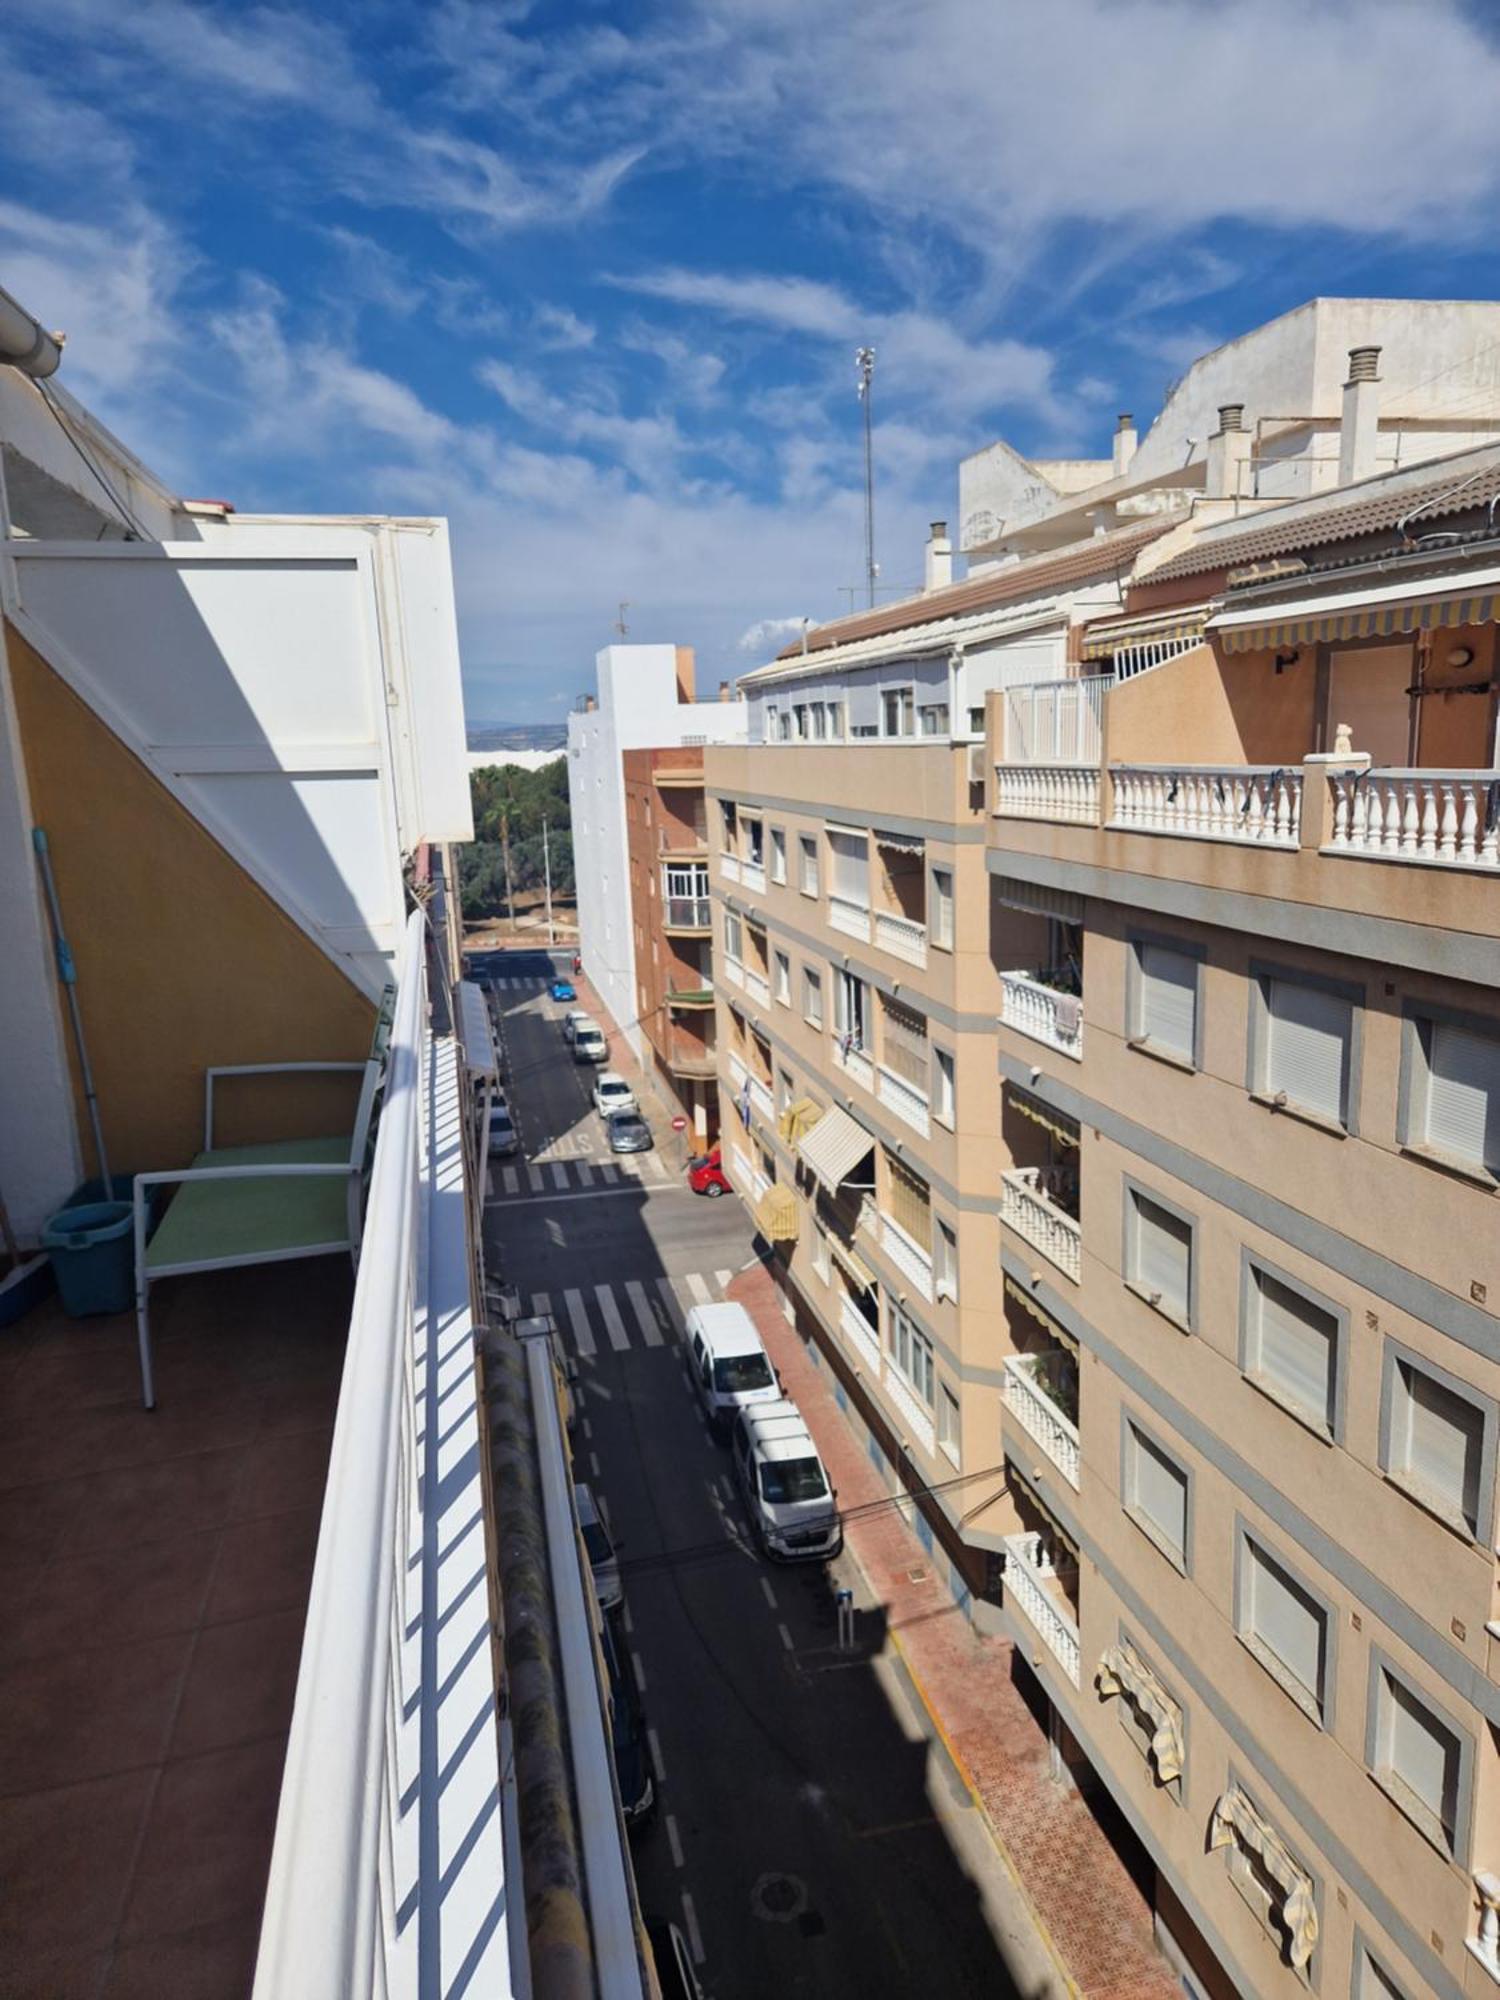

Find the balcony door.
[{"left": 1325, "top": 643, "right": 1414, "bottom": 767}]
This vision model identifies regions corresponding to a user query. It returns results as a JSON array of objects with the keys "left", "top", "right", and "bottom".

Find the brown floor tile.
[
  {"left": 0, "top": 1768, "right": 154, "bottom": 1961},
  {"left": 230, "top": 1424, "right": 334, "bottom": 1523},
  {"left": 204, "top": 1508, "right": 321, "bottom": 1626},
  {"left": 0, "top": 1946, "right": 110, "bottom": 2000},
  {"left": 120, "top": 1741, "right": 284, "bottom": 1944},
  {"left": 169, "top": 1609, "right": 305, "bottom": 1760},
  {"left": 54, "top": 1445, "right": 252, "bottom": 1559},
  {"left": 0, "top": 1630, "right": 194, "bottom": 1795},
  {"left": 1, "top": 1530, "right": 219, "bottom": 1666},
  {"left": 101, "top": 1915, "right": 260, "bottom": 2000},
  {"left": 0, "top": 1469, "right": 89, "bottom": 1570}
]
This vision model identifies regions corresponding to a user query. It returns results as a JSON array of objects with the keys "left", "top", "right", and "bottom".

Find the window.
[
  {"left": 1123, "top": 1421, "right": 1189, "bottom": 1569},
  {"left": 744, "top": 817, "right": 764, "bottom": 866},
  {"left": 1255, "top": 972, "right": 1355, "bottom": 1126},
  {"left": 798, "top": 834, "right": 819, "bottom": 896},
  {"left": 792, "top": 704, "right": 808, "bottom": 739},
  {"left": 933, "top": 1047, "right": 956, "bottom": 1128},
  {"left": 919, "top": 701, "right": 950, "bottom": 736},
  {"left": 880, "top": 995, "right": 928, "bottom": 1095},
  {"left": 1124, "top": 1186, "right": 1193, "bottom": 1326},
  {"left": 1130, "top": 939, "right": 1199, "bottom": 1064},
  {"left": 883, "top": 686, "right": 914, "bottom": 736},
  {"left": 827, "top": 827, "right": 869, "bottom": 907},
  {"left": 939, "top": 1386, "right": 961, "bottom": 1465},
  {"left": 885, "top": 1152, "right": 931, "bottom": 1250},
  {"left": 1407, "top": 1011, "right": 1500, "bottom": 1175},
  {"left": 936, "top": 1218, "right": 958, "bottom": 1301},
  {"left": 1238, "top": 1535, "right": 1330, "bottom": 1721},
  {"left": 770, "top": 827, "right": 787, "bottom": 884},
  {"left": 720, "top": 800, "right": 737, "bottom": 847},
  {"left": 812, "top": 1222, "right": 831, "bottom": 1282},
  {"left": 886, "top": 1298, "right": 934, "bottom": 1404},
  {"left": 967, "top": 705, "right": 985, "bottom": 734},
  {"left": 931, "top": 867, "right": 954, "bottom": 950},
  {"left": 803, "top": 965, "right": 824, "bottom": 1027},
  {"left": 1242, "top": 1261, "right": 1340, "bottom": 1436},
  {"left": 774, "top": 950, "right": 791, "bottom": 1005},
  {"left": 1382, "top": 1349, "right": 1489, "bottom": 1537},
  {"left": 827, "top": 700, "right": 844, "bottom": 739},
  {"left": 776, "top": 1067, "right": 794, "bottom": 1116},
  {"left": 723, "top": 909, "right": 743, "bottom": 963},
  {"left": 1355, "top": 1946, "right": 1407, "bottom": 2000},
  {"left": 765, "top": 705, "right": 778, "bottom": 742},
  {"left": 834, "top": 969, "right": 868, "bottom": 1051},
  {"left": 810, "top": 703, "right": 828, "bottom": 740},
  {"left": 1369, "top": 1660, "right": 1465, "bottom": 1857}
]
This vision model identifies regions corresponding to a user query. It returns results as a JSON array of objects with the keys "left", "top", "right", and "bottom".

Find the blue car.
[{"left": 551, "top": 978, "right": 576, "bottom": 1002}]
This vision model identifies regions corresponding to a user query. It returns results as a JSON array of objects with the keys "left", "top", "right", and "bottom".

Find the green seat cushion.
[{"left": 145, "top": 1137, "right": 353, "bottom": 1273}]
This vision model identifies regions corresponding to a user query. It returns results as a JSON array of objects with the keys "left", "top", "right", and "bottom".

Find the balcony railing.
[
  {"left": 1004, "top": 1353, "right": 1080, "bottom": 1488},
  {"left": 880, "top": 1214, "right": 934, "bottom": 1303},
  {"left": 1000, "top": 1168, "right": 1081, "bottom": 1283},
  {"left": 885, "top": 1368, "right": 937, "bottom": 1458},
  {"left": 744, "top": 965, "right": 771, "bottom": 1009},
  {"left": 741, "top": 858, "right": 767, "bottom": 894},
  {"left": 666, "top": 985, "right": 715, "bottom": 1009},
  {"left": 832, "top": 1038, "right": 875, "bottom": 1092},
  {"left": 749, "top": 1074, "right": 774, "bottom": 1123},
  {"left": 721, "top": 955, "right": 745, "bottom": 991},
  {"left": 1003, "top": 1533, "right": 1081, "bottom": 1687},
  {"left": 1110, "top": 764, "right": 1302, "bottom": 847},
  {"left": 1326, "top": 768, "right": 1500, "bottom": 871},
  {"left": 663, "top": 896, "right": 712, "bottom": 929},
  {"left": 1000, "top": 972, "right": 1083, "bottom": 1060},
  {"left": 829, "top": 894, "right": 872, "bottom": 942},
  {"left": 874, "top": 909, "right": 928, "bottom": 968},
  {"left": 994, "top": 763, "right": 1100, "bottom": 824},
  {"left": 840, "top": 1293, "right": 881, "bottom": 1372},
  {"left": 877, "top": 1063, "right": 930, "bottom": 1138},
  {"left": 719, "top": 852, "right": 741, "bottom": 884},
  {"left": 1004, "top": 675, "right": 1108, "bottom": 764}
]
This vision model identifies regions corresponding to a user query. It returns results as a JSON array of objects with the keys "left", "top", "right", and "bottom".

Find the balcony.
[
  {"left": 1001, "top": 1167, "right": 1081, "bottom": 1283},
  {"left": 719, "top": 852, "right": 741, "bottom": 884},
  {"left": 1004, "top": 1352, "right": 1081, "bottom": 1488},
  {"left": 874, "top": 908, "right": 928, "bottom": 969},
  {"left": 1109, "top": 763, "right": 1302, "bottom": 847},
  {"left": 880, "top": 1214, "right": 934, "bottom": 1303},
  {"left": 994, "top": 764, "right": 1100, "bottom": 824},
  {"left": 662, "top": 896, "right": 712, "bottom": 932},
  {"left": 740, "top": 857, "right": 767, "bottom": 894},
  {"left": 1003, "top": 1532, "right": 1081, "bottom": 1687},
  {"left": 877, "top": 1063, "right": 930, "bottom": 1138},
  {"left": 840, "top": 1291, "right": 881, "bottom": 1371},
  {"left": 1326, "top": 768, "right": 1500, "bottom": 871},
  {"left": 1000, "top": 971, "right": 1083, "bottom": 1059},
  {"left": 743, "top": 964, "right": 771, "bottom": 1009},
  {"left": 829, "top": 894, "right": 872, "bottom": 943},
  {"left": 832, "top": 1037, "right": 875, "bottom": 1092},
  {"left": 721, "top": 954, "right": 745, "bottom": 992},
  {"left": 666, "top": 984, "right": 715, "bottom": 1010},
  {"left": 884, "top": 1367, "right": 937, "bottom": 1458}
]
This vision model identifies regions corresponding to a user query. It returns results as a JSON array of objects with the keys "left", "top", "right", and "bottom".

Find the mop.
[{"left": 32, "top": 827, "right": 114, "bottom": 1199}]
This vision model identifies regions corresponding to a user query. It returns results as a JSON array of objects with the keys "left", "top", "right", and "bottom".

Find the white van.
[
  {"left": 572, "top": 1016, "right": 608, "bottom": 1064},
  {"left": 730, "top": 1400, "right": 841, "bottom": 1561},
  {"left": 686, "top": 1302, "right": 780, "bottom": 1433}
]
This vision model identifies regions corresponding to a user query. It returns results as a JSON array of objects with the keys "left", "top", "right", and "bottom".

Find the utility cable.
[{"left": 35, "top": 378, "right": 149, "bottom": 539}]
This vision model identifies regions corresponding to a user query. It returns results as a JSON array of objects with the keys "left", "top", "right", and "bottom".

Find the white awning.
[
  {"left": 1209, "top": 1787, "right": 1319, "bottom": 1970},
  {"left": 1209, "top": 563, "right": 1500, "bottom": 654},
  {"left": 1096, "top": 1643, "right": 1184, "bottom": 1786},
  {"left": 797, "top": 1104, "right": 876, "bottom": 1192},
  {"left": 873, "top": 826, "right": 926, "bottom": 856},
  {"left": 993, "top": 875, "right": 1084, "bottom": 923},
  {"left": 457, "top": 981, "right": 499, "bottom": 1080}
]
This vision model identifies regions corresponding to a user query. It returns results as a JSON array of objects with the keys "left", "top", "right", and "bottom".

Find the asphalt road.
[{"left": 477, "top": 948, "right": 1031, "bottom": 2000}]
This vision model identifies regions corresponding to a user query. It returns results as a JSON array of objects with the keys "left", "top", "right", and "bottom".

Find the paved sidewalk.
[{"left": 725, "top": 1258, "right": 1180, "bottom": 2000}]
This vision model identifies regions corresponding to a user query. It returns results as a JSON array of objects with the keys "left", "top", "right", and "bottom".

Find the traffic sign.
[{"left": 671, "top": 1115, "right": 688, "bottom": 1131}]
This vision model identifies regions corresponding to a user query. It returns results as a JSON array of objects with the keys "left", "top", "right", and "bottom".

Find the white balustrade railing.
[
  {"left": 1003, "top": 1533, "right": 1081, "bottom": 1686},
  {"left": 1109, "top": 764, "right": 1302, "bottom": 846},
  {"left": 1326, "top": 768, "right": 1500, "bottom": 870},
  {"left": 1004, "top": 1354, "right": 1081, "bottom": 1488},
  {"left": 1000, "top": 1168, "right": 1082, "bottom": 1282},
  {"left": 1000, "top": 972, "right": 1083, "bottom": 1060},
  {"left": 884, "top": 1369, "right": 937, "bottom": 1458},
  {"left": 719, "top": 853, "right": 741, "bottom": 884},
  {"left": 880, "top": 1214, "right": 934, "bottom": 1302},
  {"left": 1470, "top": 1870, "right": 1500, "bottom": 1982},
  {"left": 832, "top": 1040, "right": 875, "bottom": 1092},
  {"left": 840, "top": 1293, "right": 881, "bottom": 1372},
  {"left": 994, "top": 764, "right": 1100, "bottom": 824},
  {"left": 877, "top": 1063, "right": 930, "bottom": 1138},
  {"left": 829, "top": 894, "right": 873, "bottom": 942},
  {"left": 744, "top": 965, "right": 771, "bottom": 1009},
  {"left": 741, "top": 859, "right": 767, "bottom": 894},
  {"left": 874, "top": 909, "right": 928, "bottom": 968}
]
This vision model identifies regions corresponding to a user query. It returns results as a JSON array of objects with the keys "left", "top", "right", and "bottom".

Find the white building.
[{"left": 567, "top": 644, "right": 745, "bottom": 1061}]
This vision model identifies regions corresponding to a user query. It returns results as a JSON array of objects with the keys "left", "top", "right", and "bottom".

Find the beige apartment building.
[{"left": 708, "top": 424, "right": 1500, "bottom": 1998}]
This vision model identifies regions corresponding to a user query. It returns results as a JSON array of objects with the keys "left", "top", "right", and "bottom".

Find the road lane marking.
[
  {"left": 620, "top": 1600, "right": 634, "bottom": 1635},
  {"left": 716, "top": 1474, "right": 734, "bottom": 1504},
  {"left": 484, "top": 1183, "right": 699, "bottom": 1209},
  {"left": 714, "top": 1268, "right": 733, "bottom": 1292},
  {"left": 575, "top": 1162, "right": 593, "bottom": 1186},
  {"left": 646, "top": 1727, "right": 665, "bottom": 1781},
  {"left": 530, "top": 1292, "right": 551, "bottom": 1318},
  {"left": 685, "top": 1272, "right": 712, "bottom": 1307},
  {"left": 588, "top": 1451, "right": 601, "bottom": 1478},
  {"left": 760, "top": 1577, "right": 778, "bottom": 1609},
  {"left": 665, "top": 1813, "right": 684, "bottom": 1869},
  {"left": 630, "top": 1650, "right": 647, "bottom": 1693},
  {"left": 625, "top": 1278, "right": 664, "bottom": 1347},
  {"left": 581, "top": 1416, "right": 592, "bottom": 1440},
  {"left": 487, "top": 1167, "right": 495, "bottom": 1199},
  {"left": 595, "top": 1284, "right": 632, "bottom": 1352},
  {"left": 598, "top": 1493, "right": 613, "bottom": 1532},
  {"left": 778, "top": 1623, "right": 795, "bottom": 1653},
  {"left": 681, "top": 1892, "right": 705, "bottom": 1965},
  {"left": 550, "top": 1162, "right": 569, "bottom": 1189},
  {"left": 655, "top": 1276, "right": 687, "bottom": 1339},
  {"left": 564, "top": 1288, "right": 596, "bottom": 1359},
  {"left": 502, "top": 1167, "right": 519, "bottom": 1195}
]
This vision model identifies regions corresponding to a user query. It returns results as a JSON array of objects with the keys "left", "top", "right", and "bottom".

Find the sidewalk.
[{"left": 725, "top": 1257, "right": 1180, "bottom": 2000}]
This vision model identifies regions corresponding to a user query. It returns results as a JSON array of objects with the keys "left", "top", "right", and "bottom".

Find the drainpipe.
[
  {"left": 1338, "top": 345, "right": 1382, "bottom": 486},
  {"left": 0, "top": 283, "right": 63, "bottom": 379}
]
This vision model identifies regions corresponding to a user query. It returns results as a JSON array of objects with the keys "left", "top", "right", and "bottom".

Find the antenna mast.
[{"left": 855, "top": 345, "right": 877, "bottom": 608}]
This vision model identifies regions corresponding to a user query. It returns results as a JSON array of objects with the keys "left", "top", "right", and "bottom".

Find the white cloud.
[{"left": 737, "top": 614, "right": 814, "bottom": 653}]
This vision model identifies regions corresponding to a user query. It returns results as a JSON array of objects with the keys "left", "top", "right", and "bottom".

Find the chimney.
[
  {"left": 1112, "top": 412, "right": 1137, "bottom": 478},
  {"left": 1338, "top": 345, "right": 1381, "bottom": 486},
  {"left": 718, "top": 679, "right": 731, "bottom": 703},
  {"left": 924, "top": 521, "right": 953, "bottom": 593},
  {"left": 584, "top": 693, "right": 596, "bottom": 713},
  {"left": 675, "top": 644, "right": 696, "bottom": 704},
  {"left": 1205, "top": 401, "right": 1251, "bottom": 500}
]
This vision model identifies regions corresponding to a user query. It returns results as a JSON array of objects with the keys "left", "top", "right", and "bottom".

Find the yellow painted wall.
[{"left": 7, "top": 622, "right": 376, "bottom": 1174}]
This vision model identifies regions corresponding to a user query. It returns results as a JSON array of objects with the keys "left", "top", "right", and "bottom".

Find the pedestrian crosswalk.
[
  {"left": 490, "top": 1153, "right": 676, "bottom": 1199},
  {"left": 488, "top": 976, "right": 552, "bottom": 991},
  {"left": 533, "top": 1270, "right": 738, "bottom": 1359}
]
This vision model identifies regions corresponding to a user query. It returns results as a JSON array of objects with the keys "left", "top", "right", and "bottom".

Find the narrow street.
[{"left": 477, "top": 949, "right": 1026, "bottom": 2000}]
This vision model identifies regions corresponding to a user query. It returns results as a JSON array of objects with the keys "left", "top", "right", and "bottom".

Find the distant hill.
[{"left": 466, "top": 722, "right": 567, "bottom": 752}]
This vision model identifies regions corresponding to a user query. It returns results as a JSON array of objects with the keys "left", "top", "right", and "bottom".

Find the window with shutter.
[
  {"left": 1262, "top": 978, "right": 1352, "bottom": 1123},
  {"left": 880, "top": 995, "right": 929, "bottom": 1092},
  {"left": 1135, "top": 943, "right": 1197, "bottom": 1061},
  {"left": 933, "top": 1047, "right": 956, "bottom": 1127},
  {"left": 1356, "top": 1949, "right": 1406, "bottom": 2000},
  {"left": 1240, "top": 1538, "right": 1327, "bottom": 1717},
  {"left": 799, "top": 835, "right": 819, "bottom": 895},
  {"left": 1420, "top": 1017, "right": 1500, "bottom": 1171},
  {"left": 828, "top": 829, "right": 870, "bottom": 906},
  {"left": 770, "top": 828, "right": 787, "bottom": 883},
  {"left": 931, "top": 867, "right": 955, "bottom": 949},
  {"left": 886, "top": 1153, "right": 931, "bottom": 1250},
  {"left": 1124, "top": 1423, "right": 1189, "bottom": 1565},
  {"left": 1245, "top": 1267, "right": 1337, "bottom": 1432},
  {"left": 1373, "top": 1667, "right": 1461, "bottom": 1853},
  {"left": 1386, "top": 1358, "right": 1484, "bottom": 1534},
  {"left": 803, "top": 966, "right": 823, "bottom": 1027},
  {"left": 1127, "top": 1190, "right": 1192, "bottom": 1323}
]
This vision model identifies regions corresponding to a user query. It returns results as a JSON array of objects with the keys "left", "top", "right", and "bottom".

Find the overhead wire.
[{"left": 34, "top": 377, "right": 149, "bottom": 539}]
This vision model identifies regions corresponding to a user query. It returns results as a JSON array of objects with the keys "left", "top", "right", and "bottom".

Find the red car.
[{"left": 687, "top": 1146, "right": 731, "bottom": 1198}]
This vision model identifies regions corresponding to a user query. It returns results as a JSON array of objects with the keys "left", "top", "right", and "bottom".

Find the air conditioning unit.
[{"left": 966, "top": 741, "right": 986, "bottom": 785}]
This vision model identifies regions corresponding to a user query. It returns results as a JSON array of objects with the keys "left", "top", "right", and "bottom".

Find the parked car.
[
  {"left": 487, "top": 1102, "right": 519, "bottom": 1156},
  {"left": 572, "top": 1018, "right": 608, "bottom": 1064},
  {"left": 686, "top": 1302, "right": 780, "bottom": 1434},
  {"left": 730, "top": 1399, "right": 842, "bottom": 1561},
  {"left": 606, "top": 1111, "right": 654, "bottom": 1154},
  {"left": 592, "top": 1072, "right": 637, "bottom": 1119},
  {"left": 561, "top": 1008, "right": 589, "bottom": 1044},
  {"left": 574, "top": 1480, "right": 622, "bottom": 1612},
  {"left": 551, "top": 977, "right": 576, "bottom": 1002},
  {"left": 687, "top": 1146, "right": 731, "bottom": 1198},
  {"left": 645, "top": 1920, "right": 705, "bottom": 2000},
  {"left": 600, "top": 1611, "right": 654, "bottom": 1830}
]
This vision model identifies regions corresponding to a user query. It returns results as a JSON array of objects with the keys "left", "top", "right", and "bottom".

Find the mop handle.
[{"left": 32, "top": 829, "right": 113, "bottom": 1197}]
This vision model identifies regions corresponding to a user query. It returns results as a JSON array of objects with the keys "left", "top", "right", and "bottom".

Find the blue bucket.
[{"left": 41, "top": 1200, "right": 135, "bottom": 1318}]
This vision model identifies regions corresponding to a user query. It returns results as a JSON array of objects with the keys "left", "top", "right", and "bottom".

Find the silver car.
[{"left": 605, "top": 1111, "right": 653, "bottom": 1154}]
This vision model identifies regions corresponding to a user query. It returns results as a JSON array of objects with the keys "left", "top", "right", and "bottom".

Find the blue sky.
[{"left": 5, "top": 0, "right": 1500, "bottom": 722}]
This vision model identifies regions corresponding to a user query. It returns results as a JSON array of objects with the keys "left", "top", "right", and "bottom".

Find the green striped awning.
[
  {"left": 1078, "top": 603, "right": 1210, "bottom": 660},
  {"left": 1212, "top": 583, "right": 1500, "bottom": 654}
]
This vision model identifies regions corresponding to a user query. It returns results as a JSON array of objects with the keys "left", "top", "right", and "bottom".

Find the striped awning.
[
  {"left": 1079, "top": 602, "right": 1211, "bottom": 660},
  {"left": 797, "top": 1104, "right": 876, "bottom": 1192},
  {"left": 1006, "top": 1083, "right": 1079, "bottom": 1149},
  {"left": 874, "top": 826, "right": 926, "bottom": 856},
  {"left": 830, "top": 1236, "right": 876, "bottom": 1292},
  {"left": 1210, "top": 564, "right": 1500, "bottom": 655},
  {"left": 992, "top": 876, "right": 1084, "bottom": 924},
  {"left": 1003, "top": 1275, "right": 1078, "bottom": 1353},
  {"left": 754, "top": 1184, "right": 800, "bottom": 1242},
  {"left": 778, "top": 1097, "right": 822, "bottom": 1146}
]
